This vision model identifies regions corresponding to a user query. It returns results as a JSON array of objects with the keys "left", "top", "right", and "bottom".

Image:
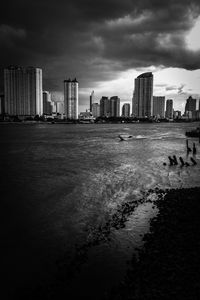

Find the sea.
[{"left": 1, "top": 122, "right": 200, "bottom": 299}]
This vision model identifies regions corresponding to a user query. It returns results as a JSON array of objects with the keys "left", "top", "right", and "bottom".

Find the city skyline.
[{"left": 1, "top": 0, "right": 200, "bottom": 113}]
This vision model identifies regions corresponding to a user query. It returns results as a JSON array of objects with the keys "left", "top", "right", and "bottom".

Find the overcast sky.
[{"left": 1, "top": 0, "right": 200, "bottom": 112}]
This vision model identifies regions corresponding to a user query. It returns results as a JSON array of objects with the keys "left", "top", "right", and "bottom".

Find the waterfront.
[{"left": 1, "top": 122, "right": 200, "bottom": 299}]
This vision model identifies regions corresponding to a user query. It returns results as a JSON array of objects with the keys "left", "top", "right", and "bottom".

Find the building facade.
[
  {"left": 56, "top": 102, "right": 64, "bottom": 115},
  {"left": 4, "top": 66, "right": 43, "bottom": 116},
  {"left": 110, "top": 96, "right": 120, "bottom": 117},
  {"left": 122, "top": 103, "right": 130, "bottom": 117},
  {"left": 185, "top": 96, "right": 196, "bottom": 119},
  {"left": 43, "top": 91, "right": 53, "bottom": 115},
  {"left": 64, "top": 78, "right": 78, "bottom": 119},
  {"left": 100, "top": 96, "right": 110, "bottom": 117},
  {"left": 165, "top": 99, "right": 173, "bottom": 119},
  {"left": 153, "top": 96, "right": 165, "bottom": 118},
  {"left": 132, "top": 72, "right": 153, "bottom": 118},
  {"left": 0, "top": 94, "right": 5, "bottom": 116},
  {"left": 90, "top": 91, "right": 94, "bottom": 112},
  {"left": 173, "top": 110, "right": 182, "bottom": 119},
  {"left": 92, "top": 103, "right": 100, "bottom": 118}
]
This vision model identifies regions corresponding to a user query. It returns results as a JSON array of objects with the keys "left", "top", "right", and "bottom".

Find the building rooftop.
[{"left": 137, "top": 72, "right": 153, "bottom": 78}]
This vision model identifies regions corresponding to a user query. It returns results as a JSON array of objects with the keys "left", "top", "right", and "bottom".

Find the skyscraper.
[
  {"left": 185, "top": 96, "right": 196, "bottom": 114},
  {"left": 165, "top": 99, "right": 173, "bottom": 119},
  {"left": 64, "top": 78, "right": 78, "bottom": 119},
  {"left": 110, "top": 96, "right": 120, "bottom": 117},
  {"left": 4, "top": 66, "right": 43, "bottom": 116},
  {"left": 100, "top": 96, "right": 110, "bottom": 117},
  {"left": 132, "top": 72, "right": 153, "bottom": 118},
  {"left": 0, "top": 94, "right": 5, "bottom": 116},
  {"left": 153, "top": 96, "right": 165, "bottom": 118},
  {"left": 43, "top": 91, "right": 53, "bottom": 115},
  {"left": 122, "top": 103, "right": 130, "bottom": 117},
  {"left": 90, "top": 91, "right": 94, "bottom": 112}
]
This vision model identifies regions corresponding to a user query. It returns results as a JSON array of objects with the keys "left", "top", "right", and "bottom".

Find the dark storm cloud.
[{"left": 1, "top": 0, "right": 200, "bottom": 95}]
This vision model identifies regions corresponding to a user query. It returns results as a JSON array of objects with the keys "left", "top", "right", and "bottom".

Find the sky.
[{"left": 1, "top": 0, "right": 200, "bottom": 113}]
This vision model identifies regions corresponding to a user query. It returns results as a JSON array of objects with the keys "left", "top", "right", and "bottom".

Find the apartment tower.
[
  {"left": 122, "top": 103, "right": 130, "bottom": 117},
  {"left": 153, "top": 96, "right": 165, "bottom": 118},
  {"left": 4, "top": 66, "right": 43, "bottom": 116},
  {"left": 132, "top": 72, "right": 153, "bottom": 118},
  {"left": 64, "top": 78, "right": 79, "bottom": 119},
  {"left": 165, "top": 99, "right": 173, "bottom": 119}
]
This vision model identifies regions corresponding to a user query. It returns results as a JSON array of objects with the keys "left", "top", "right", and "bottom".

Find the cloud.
[{"left": 1, "top": 0, "right": 200, "bottom": 102}]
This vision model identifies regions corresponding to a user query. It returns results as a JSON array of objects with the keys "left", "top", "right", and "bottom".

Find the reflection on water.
[{"left": 1, "top": 122, "right": 200, "bottom": 298}]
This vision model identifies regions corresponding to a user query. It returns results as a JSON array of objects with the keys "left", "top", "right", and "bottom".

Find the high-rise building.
[
  {"left": 165, "top": 99, "right": 173, "bottom": 119},
  {"left": 92, "top": 103, "right": 100, "bottom": 118},
  {"left": 100, "top": 96, "right": 110, "bottom": 117},
  {"left": 4, "top": 66, "right": 43, "bottom": 116},
  {"left": 0, "top": 94, "right": 5, "bottom": 116},
  {"left": 153, "top": 96, "right": 165, "bottom": 118},
  {"left": 43, "top": 91, "right": 53, "bottom": 115},
  {"left": 132, "top": 72, "right": 153, "bottom": 118},
  {"left": 110, "top": 96, "right": 120, "bottom": 117},
  {"left": 64, "top": 78, "right": 78, "bottom": 119},
  {"left": 90, "top": 91, "right": 94, "bottom": 112},
  {"left": 122, "top": 103, "right": 130, "bottom": 117},
  {"left": 185, "top": 96, "right": 196, "bottom": 118}
]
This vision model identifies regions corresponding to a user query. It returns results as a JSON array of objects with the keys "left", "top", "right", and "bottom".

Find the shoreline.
[
  {"left": 109, "top": 186, "right": 200, "bottom": 299},
  {"left": 16, "top": 186, "right": 200, "bottom": 299}
]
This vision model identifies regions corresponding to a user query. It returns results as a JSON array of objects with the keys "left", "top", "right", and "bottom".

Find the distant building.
[
  {"left": 43, "top": 91, "right": 53, "bottom": 115},
  {"left": 153, "top": 96, "right": 165, "bottom": 118},
  {"left": 100, "top": 96, "right": 110, "bottom": 117},
  {"left": 4, "top": 66, "right": 43, "bottom": 116},
  {"left": 122, "top": 103, "right": 130, "bottom": 117},
  {"left": 0, "top": 94, "right": 5, "bottom": 115},
  {"left": 185, "top": 96, "right": 196, "bottom": 119},
  {"left": 193, "top": 110, "right": 200, "bottom": 120},
  {"left": 64, "top": 78, "right": 78, "bottom": 119},
  {"left": 132, "top": 72, "right": 153, "bottom": 118},
  {"left": 92, "top": 103, "right": 100, "bottom": 118},
  {"left": 165, "top": 99, "right": 173, "bottom": 119},
  {"left": 56, "top": 102, "right": 64, "bottom": 115},
  {"left": 110, "top": 96, "right": 120, "bottom": 117},
  {"left": 79, "top": 111, "right": 93, "bottom": 120},
  {"left": 90, "top": 91, "right": 94, "bottom": 112},
  {"left": 173, "top": 110, "right": 182, "bottom": 119}
]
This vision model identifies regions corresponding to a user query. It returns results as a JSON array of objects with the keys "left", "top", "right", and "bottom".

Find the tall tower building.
[
  {"left": 90, "top": 91, "right": 94, "bottom": 112},
  {"left": 153, "top": 96, "right": 165, "bottom": 118},
  {"left": 64, "top": 78, "right": 79, "bottom": 119},
  {"left": 100, "top": 96, "right": 110, "bottom": 117},
  {"left": 165, "top": 99, "right": 173, "bottom": 119},
  {"left": 132, "top": 72, "right": 153, "bottom": 118},
  {"left": 110, "top": 96, "right": 120, "bottom": 117},
  {"left": 4, "top": 66, "right": 43, "bottom": 116},
  {"left": 122, "top": 103, "right": 130, "bottom": 117},
  {"left": 0, "top": 94, "right": 5, "bottom": 116},
  {"left": 43, "top": 91, "right": 53, "bottom": 115},
  {"left": 185, "top": 96, "right": 196, "bottom": 114}
]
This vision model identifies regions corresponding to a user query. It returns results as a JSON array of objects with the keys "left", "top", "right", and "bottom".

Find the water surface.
[{"left": 1, "top": 122, "right": 200, "bottom": 298}]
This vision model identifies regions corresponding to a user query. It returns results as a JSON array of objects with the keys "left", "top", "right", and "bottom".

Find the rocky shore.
[
  {"left": 109, "top": 187, "right": 200, "bottom": 300},
  {"left": 15, "top": 187, "right": 200, "bottom": 299}
]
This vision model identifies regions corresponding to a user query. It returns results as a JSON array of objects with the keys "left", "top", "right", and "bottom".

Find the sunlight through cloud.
[{"left": 186, "top": 16, "right": 200, "bottom": 50}]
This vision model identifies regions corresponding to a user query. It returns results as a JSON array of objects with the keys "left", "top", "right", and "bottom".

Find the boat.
[
  {"left": 185, "top": 127, "right": 200, "bottom": 137},
  {"left": 118, "top": 134, "right": 133, "bottom": 141}
]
